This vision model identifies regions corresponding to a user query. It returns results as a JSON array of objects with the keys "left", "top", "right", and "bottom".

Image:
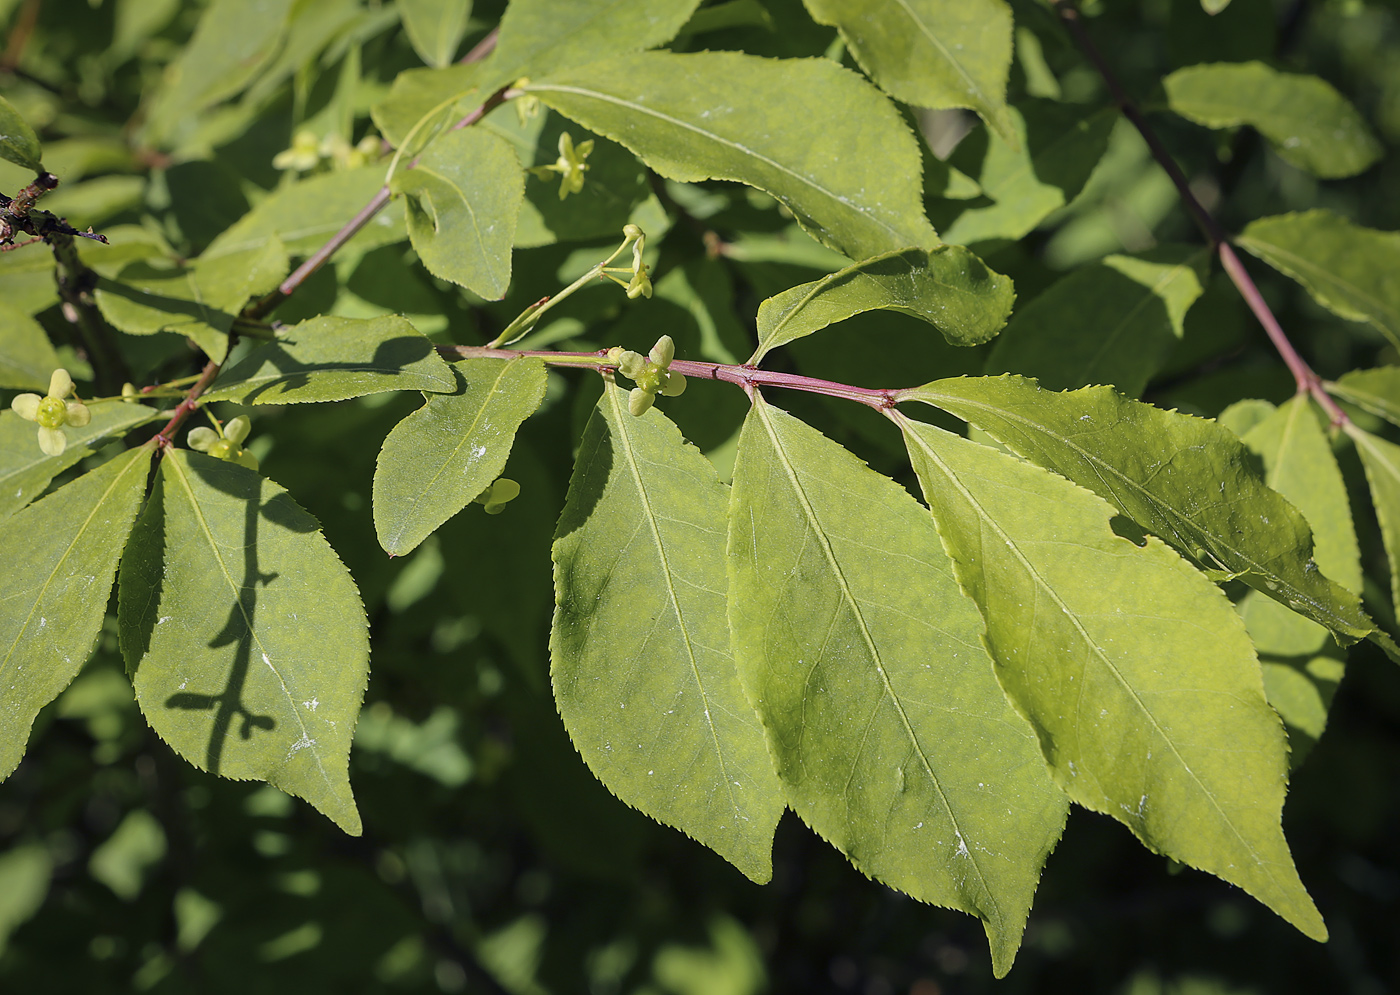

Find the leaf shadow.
[
  {"left": 212, "top": 334, "right": 441, "bottom": 403},
  {"left": 96, "top": 266, "right": 237, "bottom": 331},
  {"left": 552, "top": 400, "right": 613, "bottom": 543}
]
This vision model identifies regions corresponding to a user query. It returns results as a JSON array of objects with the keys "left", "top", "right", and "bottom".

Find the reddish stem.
[{"left": 152, "top": 360, "right": 221, "bottom": 450}]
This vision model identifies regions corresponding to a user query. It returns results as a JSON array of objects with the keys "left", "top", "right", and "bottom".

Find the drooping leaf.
[
  {"left": 203, "top": 167, "right": 406, "bottom": 260},
  {"left": 801, "top": 0, "right": 1016, "bottom": 144},
  {"left": 896, "top": 414, "right": 1326, "bottom": 941},
  {"left": 141, "top": 0, "right": 296, "bottom": 146},
  {"left": 0, "top": 401, "right": 161, "bottom": 521},
  {"left": 727, "top": 395, "right": 1069, "bottom": 975},
  {"left": 373, "top": 356, "right": 546, "bottom": 556},
  {"left": 1237, "top": 211, "right": 1400, "bottom": 350},
  {"left": 0, "top": 447, "right": 152, "bottom": 779},
  {"left": 1329, "top": 367, "right": 1400, "bottom": 428},
  {"left": 898, "top": 376, "right": 1373, "bottom": 642},
  {"left": 526, "top": 52, "right": 940, "bottom": 262},
  {"left": 983, "top": 248, "right": 1208, "bottom": 396},
  {"left": 1163, "top": 62, "right": 1381, "bottom": 179},
  {"left": 939, "top": 101, "right": 1116, "bottom": 245},
  {"left": 749, "top": 246, "right": 1014, "bottom": 364},
  {"left": 391, "top": 128, "right": 524, "bottom": 300},
  {"left": 398, "top": 0, "right": 472, "bottom": 68},
  {"left": 202, "top": 314, "right": 455, "bottom": 405},
  {"left": 118, "top": 451, "right": 368, "bottom": 834},
  {"left": 372, "top": 0, "right": 703, "bottom": 150},
  {"left": 94, "top": 237, "right": 288, "bottom": 363},
  {"left": 551, "top": 382, "right": 784, "bottom": 883},
  {"left": 1349, "top": 427, "right": 1400, "bottom": 628},
  {"left": 0, "top": 95, "right": 42, "bottom": 172},
  {"left": 0, "top": 301, "right": 60, "bottom": 390}
]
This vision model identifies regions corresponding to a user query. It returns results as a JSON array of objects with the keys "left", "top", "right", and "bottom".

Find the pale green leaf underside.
[
  {"left": 1163, "top": 62, "right": 1381, "bottom": 179},
  {"left": 1350, "top": 429, "right": 1400, "bottom": 628},
  {"left": 1238, "top": 211, "right": 1400, "bottom": 350},
  {"left": 1241, "top": 396, "right": 1361, "bottom": 594},
  {"left": 750, "top": 245, "right": 1014, "bottom": 365},
  {"left": 901, "top": 376, "right": 1373, "bottom": 641},
  {"left": 203, "top": 314, "right": 455, "bottom": 405},
  {"left": 0, "top": 302, "right": 60, "bottom": 390},
  {"left": 119, "top": 452, "right": 368, "bottom": 834},
  {"left": 941, "top": 101, "right": 1115, "bottom": 246},
  {"left": 398, "top": 0, "right": 472, "bottom": 68},
  {"left": 392, "top": 128, "right": 524, "bottom": 300},
  {"left": 373, "top": 356, "right": 547, "bottom": 556},
  {"left": 0, "top": 448, "right": 152, "bottom": 779},
  {"left": 0, "top": 94, "right": 43, "bottom": 171},
  {"left": 0, "top": 402, "right": 161, "bottom": 521},
  {"left": 551, "top": 382, "right": 784, "bottom": 883},
  {"left": 527, "top": 51, "right": 940, "bottom": 262},
  {"left": 897, "top": 417, "right": 1325, "bottom": 941},
  {"left": 728, "top": 396, "right": 1067, "bottom": 976},
  {"left": 1330, "top": 367, "right": 1400, "bottom": 428},
  {"left": 984, "top": 248, "right": 1207, "bottom": 396},
  {"left": 802, "top": 0, "right": 1016, "bottom": 144},
  {"left": 204, "top": 167, "right": 406, "bottom": 259}
]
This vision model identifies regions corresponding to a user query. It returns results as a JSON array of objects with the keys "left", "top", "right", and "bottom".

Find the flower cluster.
[
  {"left": 10, "top": 369, "right": 91, "bottom": 456},
  {"left": 188, "top": 416, "right": 259, "bottom": 471},
  {"left": 609, "top": 335, "right": 687, "bottom": 416},
  {"left": 273, "top": 130, "right": 382, "bottom": 173}
]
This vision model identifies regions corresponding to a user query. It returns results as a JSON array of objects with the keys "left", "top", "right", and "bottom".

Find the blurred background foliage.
[{"left": 1, "top": 0, "right": 1398, "bottom": 991}]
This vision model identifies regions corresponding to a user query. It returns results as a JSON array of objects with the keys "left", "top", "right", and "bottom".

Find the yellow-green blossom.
[
  {"left": 528, "top": 131, "right": 594, "bottom": 200},
  {"left": 475, "top": 477, "right": 521, "bottom": 514},
  {"left": 10, "top": 369, "right": 91, "bottom": 456},
  {"left": 188, "top": 415, "right": 259, "bottom": 471}
]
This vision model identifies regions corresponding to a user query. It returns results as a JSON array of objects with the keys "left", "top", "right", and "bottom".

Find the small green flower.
[
  {"left": 611, "top": 336, "right": 686, "bottom": 416},
  {"left": 272, "top": 129, "right": 322, "bottom": 172},
  {"left": 188, "top": 415, "right": 259, "bottom": 471},
  {"left": 528, "top": 131, "right": 594, "bottom": 200},
  {"left": 475, "top": 477, "right": 521, "bottom": 514},
  {"left": 10, "top": 369, "right": 91, "bottom": 456}
]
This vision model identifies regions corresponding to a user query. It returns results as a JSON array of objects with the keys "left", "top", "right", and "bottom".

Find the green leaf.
[
  {"left": 0, "top": 244, "right": 60, "bottom": 317},
  {"left": 119, "top": 451, "right": 368, "bottom": 834},
  {"left": 371, "top": 63, "right": 487, "bottom": 154},
  {"left": 202, "top": 314, "right": 454, "bottom": 405},
  {"left": 1163, "top": 62, "right": 1381, "bottom": 179},
  {"left": 203, "top": 167, "right": 406, "bottom": 260},
  {"left": 0, "top": 401, "right": 161, "bottom": 521},
  {"left": 940, "top": 101, "right": 1116, "bottom": 245},
  {"left": 526, "top": 52, "right": 940, "bottom": 262},
  {"left": 983, "top": 248, "right": 1208, "bottom": 396},
  {"left": 551, "top": 382, "right": 785, "bottom": 883},
  {"left": 896, "top": 415, "right": 1325, "bottom": 941},
  {"left": 0, "top": 448, "right": 153, "bottom": 779},
  {"left": 391, "top": 128, "right": 524, "bottom": 300},
  {"left": 1237, "top": 211, "right": 1400, "bottom": 350},
  {"left": 0, "top": 301, "right": 59, "bottom": 390},
  {"left": 727, "top": 396, "right": 1068, "bottom": 975},
  {"left": 94, "top": 237, "right": 288, "bottom": 363},
  {"left": 1349, "top": 427, "right": 1400, "bottom": 629},
  {"left": 0, "top": 844, "right": 50, "bottom": 955},
  {"left": 1329, "top": 367, "right": 1400, "bottom": 428},
  {"left": 373, "top": 356, "right": 546, "bottom": 556},
  {"left": 398, "top": 0, "right": 472, "bottom": 68},
  {"left": 141, "top": 0, "right": 296, "bottom": 146},
  {"left": 801, "top": 0, "right": 1016, "bottom": 144},
  {"left": 0, "top": 95, "right": 42, "bottom": 172},
  {"left": 899, "top": 376, "right": 1373, "bottom": 642},
  {"left": 1202, "top": 0, "right": 1232, "bottom": 12},
  {"left": 749, "top": 246, "right": 1014, "bottom": 365}
]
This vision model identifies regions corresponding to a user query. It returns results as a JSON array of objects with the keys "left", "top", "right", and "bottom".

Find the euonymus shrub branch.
[{"left": 3, "top": 0, "right": 1399, "bottom": 978}]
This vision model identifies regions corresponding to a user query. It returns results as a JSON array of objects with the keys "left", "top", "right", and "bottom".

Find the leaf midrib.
[{"left": 1239, "top": 236, "right": 1397, "bottom": 334}]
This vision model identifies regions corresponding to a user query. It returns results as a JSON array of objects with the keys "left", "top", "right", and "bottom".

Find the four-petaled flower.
[
  {"left": 10, "top": 369, "right": 91, "bottom": 456},
  {"left": 188, "top": 415, "right": 260, "bottom": 471},
  {"left": 529, "top": 131, "right": 594, "bottom": 200}
]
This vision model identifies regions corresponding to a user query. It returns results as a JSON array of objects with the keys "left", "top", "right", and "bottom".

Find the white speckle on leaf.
[
  {"left": 303, "top": 697, "right": 319, "bottom": 711},
  {"left": 287, "top": 735, "right": 315, "bottom": 759}
]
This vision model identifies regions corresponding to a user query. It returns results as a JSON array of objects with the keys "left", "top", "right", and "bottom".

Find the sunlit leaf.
[
  {"left": 897, "top": 414, "right": 1326, "bottom": 941},
  {"left": 0, "top": 448, "right": 152, "bottom": 779},
  {"left": 374, "top": 356, "right": 546, "bottom": 556},
  {"left": 391, "top": 128, "right": 524, "bottom": 300},
  {"left": 119, "top": 451, "right": 368, "bottom": 834},
  {"left": 1163, "top": 62, "right": 1381, "bottom": 179},
  {"left": 1350, "top": 427, "right": 1400, "bottom": 628},
  {"left": 526, "top": 51, "right": 940, "bottom": 261},
  {"left": 0, "top": 301, "right": 59, "bottom": 390},
  {"left": 900, "top": 376, "right": 1374, "bottom": 642},
  {"left": 0, "top": 402, "right": 161, "bottom": 521},
  {"left": 398, "top": 0, "right": 472, "bottom": 68},
  {"left": 1329, "top": 367, "right": 1400, "bottom": 429},
  {"left": 802, "top": 0, "right": 1016, "bottom": 143},
  {"left": 983, "top": 248, "right": 1207, "bottom": 396},
  {"left": 552, "top": 382, "right": 784, "bottom": 883},
  {"left": 749, "top": 246, "right": 1013, "bottom": 364},
  {"left": 203, "top": 314, "right": 455, "bottom": 405},
  {"left": 0, "top": 95, "right": 42, "bottom": 172},
  {"left": 1238, "top": 211, "right": 1400, "bottom": 350},
  {"left": 728, "top": 395, "right": 1068, "bottom": 976}
]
